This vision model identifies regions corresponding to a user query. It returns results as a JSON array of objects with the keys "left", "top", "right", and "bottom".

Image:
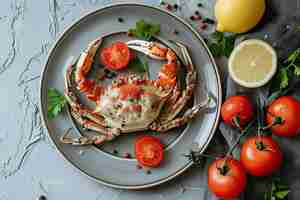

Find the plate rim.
[{"left": 39, "top": 2, "right": 222, "bottom": 189}]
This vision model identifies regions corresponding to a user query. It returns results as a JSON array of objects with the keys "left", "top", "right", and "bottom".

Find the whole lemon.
[{"left": 215, "top": 0, "right": 266, "bottom": 33}]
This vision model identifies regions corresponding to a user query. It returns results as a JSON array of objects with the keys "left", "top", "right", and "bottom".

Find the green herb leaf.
[
  {"left": 277, "top": 68, "right": 289, "bottom": 89},
  {"left": 128, "top": 20, "right": 160, "bottom": 41},
  {"left": 128, "top": 56, "right": 149, "bottom": 75},
  {"left": 294, "top": 65, "right": 300, "bottom": 76},
  {"left": 287, "top": 48, "right": 300, "bottom": 63},
  {"left": 207, "top": 31, "right": 236, "bottom": 58},
  {"left": 275, "top": 190, "right": 290, "bottom": 199},
  {"left": 263, "top": 178, "right": 290, "bottom": 200},
  {"left": 47, "top": 88, "right": 67, "bottom": 119}
]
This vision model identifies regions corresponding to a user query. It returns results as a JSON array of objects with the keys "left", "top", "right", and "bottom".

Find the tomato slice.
[
  {"left": 100, "top": 41, "right": 130, "bottom": 70},
  {"left": 135, "top": 136, "right": 164, "bottom": 167},
  {"left": 100, "top": 47, "right": 112, "bottom": 68}
]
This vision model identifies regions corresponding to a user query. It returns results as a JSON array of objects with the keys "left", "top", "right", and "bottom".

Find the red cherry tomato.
[
  {"left": 208, "top": 158, "right": 247, "bottom": 199},
  {"left": 118, "top": 84, "right": 141, "bottom": 100},
  {"left": 100, "top": 41, "right": 130, "bottom": 70},
  {"left": 135, "top": 136, "right": 164, "bottom": 167},
  {"left": 241, "top": 136, "right": 283, "bottom": 176},
  {"left": 221, "top": 96, "right": 254, "bottom": 128},
  {"left": 266, "top": 96, "right": 300, "bottom": 137}
]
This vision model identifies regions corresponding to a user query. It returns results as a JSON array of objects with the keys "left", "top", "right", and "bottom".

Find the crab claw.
[
  {"left": 127, "top": 40, "right": 168, "bottom": 60},
  {"left": 76, "top": 37, "right": 103, "bottom": 84}
]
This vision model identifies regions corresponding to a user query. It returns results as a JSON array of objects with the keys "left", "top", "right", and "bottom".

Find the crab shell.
[{"left": 95, "top": 76, "right": 170, "bottom": 133}]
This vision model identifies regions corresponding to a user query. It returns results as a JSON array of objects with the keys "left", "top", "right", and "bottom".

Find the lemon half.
[{"left": 228, "top": 39, "right": 277, "bottom": 88}]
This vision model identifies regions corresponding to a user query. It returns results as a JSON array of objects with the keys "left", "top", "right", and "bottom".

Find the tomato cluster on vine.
[{"left": 207, "top": 95, "right": 300, "bottom": 199}]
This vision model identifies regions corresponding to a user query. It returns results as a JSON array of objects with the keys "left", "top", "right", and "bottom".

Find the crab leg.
[
  {"left": 60, "top": 128, "right": 117, "bottom": 146},
  {"left": 60, "top": 109, "right": 120, "bottom": 146},
  {"left": 75, "top": 37, "right": 102, "bottom": 85},
  {"left": 157, "top": 41, "right": 197, "bottom": 123},
  {"left": 71, "top": 109, "right": 120, "bottom": 137},
  {"left": 149, "top": 98, "right": 210, "bottom": 132},
  {"left": 64, "top": 62, "right": 108, "bottom": 127}
]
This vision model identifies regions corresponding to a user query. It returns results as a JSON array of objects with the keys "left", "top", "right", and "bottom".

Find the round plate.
[{"left": 40, "top": 3, "right": 222, "bottom": 189}]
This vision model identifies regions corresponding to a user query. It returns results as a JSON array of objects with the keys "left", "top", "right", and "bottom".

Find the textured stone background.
[
  {"left": 1, "top": 0, "right": 299, "bottom": 199},
  {"left": 0, "top": 0, "right": 217, "bottom": 199}
]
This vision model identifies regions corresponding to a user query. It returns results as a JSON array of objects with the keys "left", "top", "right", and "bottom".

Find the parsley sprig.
[
  {"left": 47, "top": 88, "right": 67, "bottom": 119},
  {"left": 128, "top": 20, "right": 160, "bottom": 41},
  {"left": 206, "top": 31, "right": 237, "bottom": 58},
  {"left": 264, "top": 178, "right": 290, "bottom": 200},
  {"left": 273, "top": 48, "right": 300, "bottom": 90}
]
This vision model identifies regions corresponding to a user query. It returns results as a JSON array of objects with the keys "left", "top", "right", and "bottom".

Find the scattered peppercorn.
[
  {"left": 173, "top": 4, "right": 179, "bottom": 10},
  {"left": 127, "top": 32, "right": 134, "bottom": 37},
  {"left": 200, "top": 23, "right": 208, "bottom": 30},
  {"left": 137, "top": 165, "right": 142, "bottom": 170},
  {"left": 38, "top": 195, "right": 47, "bottom": 200},
  {"left": 146, "top": 169, "right": 152, "bottom": 174},
  {"left": 165, "top": 4, "right": 172, "bottom": 11},
  {"left": 197, "top": 3, "right": 203, "bottom": 7},
  {"left": 173, "top": 29, "right": 179, "bottom": 35},
  {"left": 203, "top": 18, "right": 215, "bottom": 24},
  {"left": 160, "top": 1, "right": 165, "bottom": 5},
  {"left": 195, "top": 11, "right": 200, "bottom": 16},
  {"left": 113, "top": 149, "right": 118, "bottom": 154},
  {"left": 190, "top": 15, "right": 195, "bottom": 21},
  {"left": 117, "top": 17, "right": 124, "bottom": 23},
  {"left": 194, "top": 15, "right": 202, "bottom": 20},
  {"left": 124, "top": 152, "right": 132, "bottom": 158}
]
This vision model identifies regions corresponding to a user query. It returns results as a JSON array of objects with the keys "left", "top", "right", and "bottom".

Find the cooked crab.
[{"left": 61, "top": 37, "right": 208, "bottom": 146}]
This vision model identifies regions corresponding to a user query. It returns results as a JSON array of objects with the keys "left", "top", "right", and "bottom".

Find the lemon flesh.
[
  {"left": 215, "top": 0, "right": 266, "bottom": 33},
  {"left": 228, "top": 39, "right": 277, "bottom": 88}
]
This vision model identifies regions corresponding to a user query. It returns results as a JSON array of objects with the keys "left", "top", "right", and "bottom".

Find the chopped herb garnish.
[
  {"left": 128, "top": 56, "right": 149, "bottom": 76},
  {"left": 128, "top": 98, "right": 135, "bottom": 103},
  {"left": 47, "top": 88, "right": 67, "bottom": 119},
  {"left": 206, "top": 31, "right": 237, "bottom": 58},
  {"left": 128, "top": 19, "right": 160, "bottom": 41}
]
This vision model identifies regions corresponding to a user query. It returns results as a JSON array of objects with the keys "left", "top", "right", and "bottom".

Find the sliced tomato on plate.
[
  {"left": 135, "top": 136, "right": 164, "bottom": 167},
  {"left": 100, "top": 41, "right": 130, "bottom": 70}
]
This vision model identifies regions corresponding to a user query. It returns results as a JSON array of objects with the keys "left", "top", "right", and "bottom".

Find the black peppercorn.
[
  {"left": 146, "top": 169, "right": 152, "bottom": 174},
  {"left": 173, "top": 4, "right": 178, "bottom": 10},
  {"left": 124, "top": 153, "right": 132, "bottom": 158},
  {"left": 117, "top": 17, "right": 124, "bottom": 23},
  {"left": 197, "top": 3, "right": 203, "bottom": 7},
  {"left": 195, "top": 11, "right": 200, "bottom": 16},
  {"left": 38, "top": 195, "right": 47, "bottom": 200},
  {"left": 173, "top": 29, "right": 179, "bottom": 35},
  {"left": 113, "top": 149, "right": 118, "bottom": 154}
]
